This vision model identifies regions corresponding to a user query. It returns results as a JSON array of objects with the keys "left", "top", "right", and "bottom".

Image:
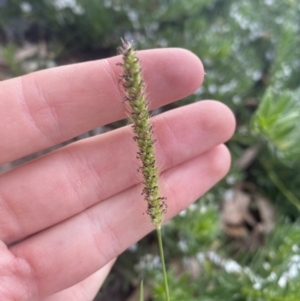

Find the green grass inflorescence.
[{"left": 118, "top": 39, "right": 167, "bottom": 229}]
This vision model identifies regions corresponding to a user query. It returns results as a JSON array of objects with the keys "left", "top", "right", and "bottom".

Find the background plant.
[{"left": 1, "top": 1, "right": 300, "bottom": 300}]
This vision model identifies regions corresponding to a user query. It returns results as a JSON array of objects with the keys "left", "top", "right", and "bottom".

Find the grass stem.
[
  {"left": 156, "top": 227, "right": 170, "bottom": 301},
  {"left": 140, "top": 279, "right": 144, "bottom": 301},
  {"left": 260, "top": 159, "right": 300, "bottom": 211}
]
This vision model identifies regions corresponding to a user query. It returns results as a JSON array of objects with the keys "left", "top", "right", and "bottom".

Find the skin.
[{"left": 0, "top": 48, "right": 235, "bottom": 300}]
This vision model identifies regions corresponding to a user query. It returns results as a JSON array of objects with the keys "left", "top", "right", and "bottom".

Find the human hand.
[{"left": 0, "top": 48, "right": 235, "bottom": 300}]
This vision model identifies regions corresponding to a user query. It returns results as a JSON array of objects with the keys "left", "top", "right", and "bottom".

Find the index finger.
[{"left": 0, "top": 48, "right": 204, "bottom": 164}]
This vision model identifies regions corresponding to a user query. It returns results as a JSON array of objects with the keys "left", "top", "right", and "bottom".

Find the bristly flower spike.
[{"left": 118, "top": 39, "right": 166, "bottom": 229}]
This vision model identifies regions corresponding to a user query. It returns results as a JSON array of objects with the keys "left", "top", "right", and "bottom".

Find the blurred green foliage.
[
  {"left": 1, "top": 43, "right": 23, "bottom": 75},
  {"left": 251, "top": 88, "right": 300, "bottom": 162},
  {"left": 1, "top": 0, "right": 300, "bottom": 300}
]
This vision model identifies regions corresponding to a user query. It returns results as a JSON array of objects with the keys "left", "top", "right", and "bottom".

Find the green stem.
[
  {"left": 156, "top": 227, "right": 170, "bottom": 301},
  {"left": 260, "top": 159, "right": 300, "bottom": 211},
  {"left": 140, "top": 279, "right": 144, "bottom": 301}
]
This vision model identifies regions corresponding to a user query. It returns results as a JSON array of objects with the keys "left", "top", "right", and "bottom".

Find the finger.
[
  {"left": 42, "top": 259, "right": 116, "bottom": 301},
  {"left": 9, "top": 144, "right": 231, "bottom": 298},
  {"left": 0, "top": 48, "right": 204, "bottom": 164},
  {"left": 0, "top": 101, "right": 235, "bottom": 244}
]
